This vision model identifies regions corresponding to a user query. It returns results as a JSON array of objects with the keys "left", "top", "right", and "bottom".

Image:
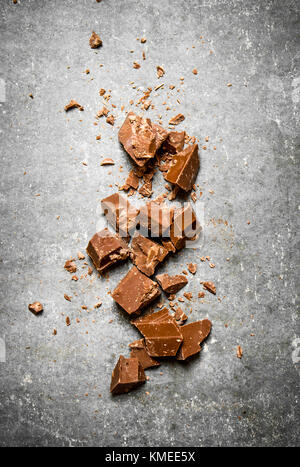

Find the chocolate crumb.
[
  {"left": 89, "top": 31, "right": 102, "bottom": 49},
  {"left": 28, "top": 302, "right": 43, "bottom": 315}
]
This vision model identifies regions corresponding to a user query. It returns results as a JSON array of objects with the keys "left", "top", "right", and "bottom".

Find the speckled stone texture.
[{"left": 0, "top": 0, "right": 299, "bottom": 447}]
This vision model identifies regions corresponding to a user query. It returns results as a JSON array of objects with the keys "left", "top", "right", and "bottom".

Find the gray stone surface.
[{"left": 0, "top": 0, "right": 299, "bottom": 447}]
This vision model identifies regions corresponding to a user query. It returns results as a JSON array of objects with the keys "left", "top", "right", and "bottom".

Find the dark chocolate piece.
[
  {"left": 162, "top": 131, "right": 186, "bottom": 154},
  {"left": 165, "top": 144, "right": 199, "bottom": 192},
  {"left": 176, "top": 319, "right": 211, "bottom": 360},
  {"left": 156, "top": 273, "right": 188, "bottom": 294},
  {"left": 112, "top": 266, "right": 161, "bottom": 315},
  {"left": 118, "top": 112, "right": 167, "bottom": 167},
  {"left": 110, "top": 355, "right": 146, "bottom": 394},
  {"left": 28, "top": 302, "right": 43, "bottom": 315},
  {"left": 134, "top": 308, "right": 183, "bottom": 357},
  {"left": 139, "top": 201, "right": 174, "bottom": 238},
  {"left": 101, "top": 193, "right": 139, "bottom": 237},
  {"left": 131, "top": 234, "right": 168, "bottom": 276},
  {"left": 86, "top": 228, "right": 130, "bottom": 273},
  {"left": 129, "top": 339, "right": 160, "bottom": 369}
]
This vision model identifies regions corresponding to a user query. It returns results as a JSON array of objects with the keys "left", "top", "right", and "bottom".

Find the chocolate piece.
[
  {"left": 110, "top": 355, "right": 146, "bottom": 394},
  {"left": 156, "top": 273, "right": 188, "bottom": 294},
  {"left": 170, "top": 203, "right": 201, "bottom": 250},
  {"left": 28, "top": 302, "right": 43, "bottom": 315},
  {"left": 174, "top": 307, "right": 188, "bottom": 326},
  {"left": 64, "top": 260, "right": 77, "bottom": 273},
  {"left": 89, "top": 31, "right": 102, "bottom": 49},
  {"left": 236, "top": 345, "right": 243, "bottom": 359},
  {"left": 86, "top": 228, "right": 130, "bottom": 273},
  {"left": 177, "top": 319, "right": 211, "bottom": 360},
  {"left": 129, "top": 339, "right": 160, "bottom": 369},
  {"left": 162, "top": 239, "right": 176, "bottom": 253},
  {"left": 163, "top": 131, "right": 186, "bottom": 154},
  {"left": 139, "top": 201, "right": 174, "bottom": 238},
  {"left": 118, "top": 112, "right": 167, "bottom": 167},
  {"left": 64, "top": 100, "right": 84, "bottom": 112},
  {"left": 134, "top": 308, "right": 183, "bottom": 357},
  {"left": 100, "top": 158, "right": 115, "bottom": 165},
  {"left": 169, "top": 114, "right": 185, "bottom": 125},
  {"left": 202, "top": 281, "right": 216, "bottom": 295},
  {"left": 101, "top": 193, "right": 139, "bottom": 237},
  {"left": 112, "top": 266, "right": 160, "bottom": 315},
  {"left": 125, "top": 170, "right": 140, "bottom": 190},
  {"left": 165, "top": 144, "right": 199, "bottom": 192},
  {"left": 188, "top": 263, "right": 197, "bottom": 274},
  {"left": 131, "top": 234, "right": 168, "bottom": 276}
]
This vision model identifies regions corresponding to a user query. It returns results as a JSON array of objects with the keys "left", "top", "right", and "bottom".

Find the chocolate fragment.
[
  {"left": 170, "top": 203, "right": 201, "bottom": 250},
  {"left": 64, "top": 260, "right": 77, "bottom": 273},
  {"left": 86, "top": 228, "right": 130, "bottom": 273},
  {"left": 112, "top": 266, "right": 161, "bottom": 315},
  {"left": 162, "top": 131, "right": 186, "bottom": 154},
  {"left": 202, "top": 281, "right": 216, "bottom": 295},
  {"left": 129, "top": 339, "right": 160, "bottom": 369},
  {"left": 139, "top": 201, "right": 174, "bottom": 238},
  {"left": 100, "top": 158, "right": 115, "bottom": 165},
  {"left": 28, "top": 302, "right": 43, "bottom": 315},
  {"left": 169, "top": 114, "right": 185, "bottom": 125},
  {"left": 165, "top": 144, "right": 199, "bottom": 192},
  {"left": 134, "top": 308, "right": 183, "bottom": 357},
  {"left": 161, "top": 239, "right": 176, "bottom": 253},
  {"left": 118, "top": 112, "right": 167, "bottom": 167},
  {"left": 89, "top": 31, "right": 102, "bottom": 49},
  {"left": 174, "top": 307, "right": 188, "bottom": 326},
  {"left": 101, "top": 193, "right": 139, "bottom": 237},
  {"left": 131, "top": 234, "right": 168, "bottom": 276},
  {"left": 110, "top": 355, "right": 146, "bottom": 395},
  {"left": 177, "top": 319, "right": 211, "bottom": 360},
  {"left": 236, "top": 345, "right": 243, "bottom": 359},
  {"left": 64, "top": 100, "right": 84, "bottom": 112},
  {"left": 188, "top": 263, "right": 197, "bottom": 274},
  {"left": 156, "top": 273, "right": 188, "bottom": 294}
]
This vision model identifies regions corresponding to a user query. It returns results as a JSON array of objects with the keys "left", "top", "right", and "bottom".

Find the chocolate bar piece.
[
  {"left": 165, "top": 144, "right": 199, "bottom": 192},
  {"left": 162, "top": 131, "right": 186, "bottom": 154},
  {"left": 110, "top": 355, "right": 146, "bottom": 394},
  {"left": 131, "top": 234, "right": 168, "bottom": 276},
  {"left": 156, "top": 273, "right": 188, "bottom": 294},
  {"left": 134, "top": 308, "right": 183, "bottom": 357},
  {"left": 176, "top": 319, "right": 211, "bottom": 360},
  {"left": 129, "top": 339, "right": 160, "bottom": 369},
  {"left": 139, "top": 201, "right": 174, "bottom": 238},
  {"left": 101, "top": 193, "right": 139, "bottom": 237},
  {"left": 170, "top": 203, "right": 201, "bottom": 250},
  {"left": 118, "top": 112, "right": 167, "bottom": 167},
  {"left": 112, "top": 266, "right": 161, "bottom": 315},
  {"left": 86, "top": 228, "right": 130, "bottom": 273}
]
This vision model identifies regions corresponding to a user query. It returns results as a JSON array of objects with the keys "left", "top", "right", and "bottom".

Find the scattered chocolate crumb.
[
  {"left": 198, "top": 292, "right": 205, "bottom": 298},
  {"left": 169, "top": 114, "right": 185, "bottom": 125},
  {"left": 188, "top": 263, "right": 197, "bottom": 274},
  {"left": 28, "top": 302, "right": 43, "bottom": 315},
  {"left": 156, "top": 66, "right": 165, "bottom": 78},
  {"left": 133, "top": 61, "right": 141, "bottom": 69},
  {"left": 72, "top": 275, "right": 78, "bottom": 281},
  {"left": 88, "top": 267, "right": 93, "bottom": 276},
  {"left": 64, "top": 294, "right": 72, "bottom": 302},
  {"left": 209, "top": 263, "right": 215, "bottom": 268},
  {"left": 141, "top": 37, "right": 147, "bottom": 43},
  {"left": 64, "top": 260, "right": 77, "bottom": 273},
  {"left": 183, "top": 292, "right": 193, "bottom": 301},
  {"left": 99, "top": 88, "right": 106, "bottom": 96},
  {"left": 94, "top": 302, "right": 102, "bottom": 308},
  {"left": 64, "top": 100, "right": 84, "bottom": 112},
  {"left": 192, "top": 69, "right": 198, "bottom": 75},
  {"left": 77, "top": 252, "right": 85, "bottom": 260},
  {"left": 202, "top": 281, "right": 216, "bottom": 295},
  {"left": 191, "top": 192, "right": 197, "bottom": 203},
  {"left": 236, "top": 345, "right": 243, "bottom": 359},
  {"left": 100, "top": 158, "right": 115, "bottom": 165},
  {"left": 89, "top": 31, "right": 102, "bottom": 49},
  {"left": 66, "top": 316, "right": 71, "bottom": 326},
  {"left": 53, "top": 329, "right": 57, "bottom": 335},
  {"left": 106, "top": 115, "right": 115, "bottom": 126}
]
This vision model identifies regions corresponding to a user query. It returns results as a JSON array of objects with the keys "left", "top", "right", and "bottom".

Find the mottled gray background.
[{"left": 0, "top": 0, "right": 299, "bottom": 447}]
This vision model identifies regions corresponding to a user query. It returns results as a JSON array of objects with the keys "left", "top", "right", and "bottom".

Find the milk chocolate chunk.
[
  {"left": 202, "top": 281, "right": 216, "bottom": 295},
  {"left": 86, "top": 228, "right": 130, "bottom": 273},
  {"left": 156, "top": 273, "right": 188, "bottom": 294},
  {"left": 177, "top": 319, "right": 211, "bottom": 360},
  {"left": 129, "top": 339, "right": 160, "bottom": 369},
  {"left": 165, "top": 144, "right": 199, "bottom": 192},
  {"left": 28, "top": 302, "right": 43, "bottom": 315},
  {"left": 162, "top": 131, "right": 186, "bottom": 154},
  {"left": 139, "top": 201, "right": 174, "bottom": 238},
  {"left": 101, "top": 193, "right": 139, "bottom": 237},
  {"left": 112, "top": 266, "right": 161, "bottom": 315},
  {"left": 89, "top": 31, "right": 102, "bottom": 49},
  {"left": 118, "top": 112, "right": 167, "bottom": 167},
  {"left": 170, "top": 203, "right": 201, "bottom": 250},
  {"left": 174, "top": 307, "right": 188, "bottom": 326},
  {"left": 131, "top": 234, "right": 168, "bottom": 276},
  {"left": 134, "top": 308, "right": 183, "bottom": 357},
  {"left": 110, "top": 355, "right": 146, "bottom": 395}
]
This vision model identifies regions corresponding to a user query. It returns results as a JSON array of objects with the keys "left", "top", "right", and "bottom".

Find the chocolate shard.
[
  {"left": 174, "top": 307, "right": 188, "bottom": 326},
  {"left": 89, "top": 31, "right": 102, "bottom": 49},
  {"left": 170, "top": 203, "right": 201, "bottom": 250},
  {"left": 86, "top": 228, "right": 130, "bottom": 274},
  {"left": 112, "top": 266, "right": 161, "bottom": 316},
  {"left": 202, "top": 281, "right": 216, "bottom": 295},
  {"left": 101, "top": 193, "right": 139, "bottom": 237},
  {"left": 156, "top": 273, "right": 188, "bottom": 294},
  {"left": 129, "top": 339, "right": 160, "bottom": 369},
  {"left": 118, "top": 112, "right": 167, "bottom": 167},
  {"left": 131, "top": 234, "right": 168, "bottom": 276},
  {"left": 162, "top": 131, "right": 186, "bottom": 154},
  {"left": 134, "top": 308, "right": 183, "bottom": 357},
  {"left": 139, "top": 201, "right": 174, "bottom": 238},
  {"left": 176, "top": 319, "right": 212, "bottom": 360},
  {"left": 28, "top": 302, "right": 43, "bottom": 315},
  {"left": 110, "top": 355, "right": 146, "bottom": 395},
  {"left": 165, "top": 144, "right": 199, "bottom": 192}
]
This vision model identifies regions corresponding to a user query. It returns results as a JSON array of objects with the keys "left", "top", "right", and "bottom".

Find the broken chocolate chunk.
[
  {"left": 118, "top": 112, "right": 167, "bottom": 167},
  {"left": 129, "top": 339, "right": 160, "bottom": 369},
  {"left": 112, "top": 266, "right": 161, "bottom": 315},
  {"left": 139, "top": 201, "right": 174, "bottom": 238},
  {"left": 86, "top": 228, "right": 130, "bottom": 273},
  {"left": 202, "top": 281, "right": 216, "bottom": 295},
  {"left": 170, "top": 203, "right": 201, "bottom": 250},
  {"left": 174, "top": 307, "right": 188, "bottom": 326},
  {"left": 169, "top": 114, "right": 185, "bottom": 125},
  {"left": 162, "top": 131, "right": 186, "bottom": 154},
  {"left": 110, "top": 355, "right": 146, "bottom": 394},
  {"left": 188, "top": 263, "right": 197, "bottom": 274},
  {"left": 89, "top": 31, "right": 102, "bottom": 49},
  {"left": 28, "top": 302, "right": 43, "bottom": 315},
  {"left": 131, "top": 234, "right": 168, "bottom": 276},
  {"left": 165, "top": 144, "right": 199, "bottom": 192},
  {"left": 134, "top": 308, "right": 183, "bottom": 357},
  {"left": 64, "top": 259, "right": 77, "bottom": 273},
  {"left": 177, "top": 319, "right": 211, "bottom": 360},
  {"left": 101, "top": 192, "right": 139, "bottom": 237},
  {"left": 156, "top": 273, "right": 188, "bottom": 294},
  {"left": 64, "top": 100, "right": 84, "bottom": 112}
]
